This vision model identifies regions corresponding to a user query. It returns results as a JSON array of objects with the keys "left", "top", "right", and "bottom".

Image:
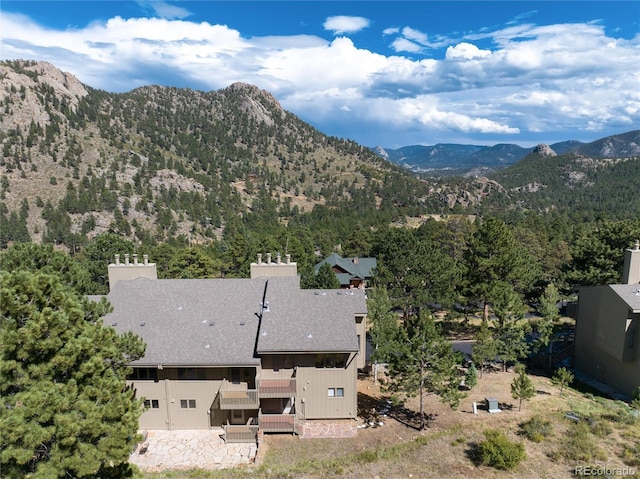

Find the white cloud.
[
  {"left": 402, "top": 26, "right": 429, "bottom": 46},
  {"left": 1, "top": 11, "right": 637, "bottom": 146},
  {"left": 140, "top": 1, "right": 192, "bottom": 20},
  {"left": 390, "top": 37, "right": 424, "bottom": 53},
  {"left": 383, "top": 27, "right": 400, "bottom": 35},
  {"left": 445, "top": 43, "right": 491, "bottom": 60},
  {"left": 323, "top": 16, "right": 370, "bottom": 35}
]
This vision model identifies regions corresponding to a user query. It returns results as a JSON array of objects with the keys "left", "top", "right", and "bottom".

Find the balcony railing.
[
  {"left": 257, "top": 378, "right": 297, "bottom": 398},
  {"left": 258, "top": 410, "right": 296, "bottom": 433},
  {"left": 223, "top": 420, "right": 259, "bottom": 443},
  {"left": 217, "top": 379, "right": 259, "bottom": 409}
]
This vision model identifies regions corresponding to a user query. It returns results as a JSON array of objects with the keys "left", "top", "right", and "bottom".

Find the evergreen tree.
[
  {"left": 472, "top": 320, "right": 498, "bottom": 378},
  {"left": 465, "top": 363, "right": 478, "bottom": 390},
  {"left": 0, "top": 242, "right": 92, "bottom": 294},
  {"left": 535, "top": 282, "right": 561, "bottom": 355},
  {"left": 564, "top": 219, "right": 640, "bottom": 288},
  {"left": 76, "top": 233, "right": 135, "bottom": 294},
  {"left": 0, "top": 271, "right": 145, "bottom": 478},
  {"left": 367, "top": 286, "right": 399, "bottom": 384},
  {"left": 384, "top": 312, "right": 463, "bottom": 430},
  {"left": 492, "top": 287, "right": 530, "bottom": 371},
  {"left": 463, "top": 218, "right": 537, "bottom": 322},
  {"left": 511, "top": 366, "right": 536, "bottom": 411},
  {"left": 551, "top": 367, "right": 574, "bottom": 398},
  {"left": 313, "top": 262, "right": 341, "bottom": 289}
]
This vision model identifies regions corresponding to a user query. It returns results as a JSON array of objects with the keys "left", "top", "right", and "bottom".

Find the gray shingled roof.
[
  {"left": 610, "top": 284, "right": 640, "bottom": 311},
  {"left": 101, "top": 276, "right": 367, "bottom": 366},
  {"left": 257, "top": 280, "right": 367, "bottom": 353},
  {"left": 104, "top": 278, "right": 267, "bottom": 366}
]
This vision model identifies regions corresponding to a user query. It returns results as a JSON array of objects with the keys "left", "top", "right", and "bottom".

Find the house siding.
[
  {"left": 574, "top": 285, "right": 640, "bottom": 396},
  {"left": 295, "top": 353, "right": 358, "bottom": 420}
]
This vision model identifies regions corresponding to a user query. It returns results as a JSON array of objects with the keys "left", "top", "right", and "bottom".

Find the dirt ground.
[{"left": 257, "top": 368, "right": 638, "bottom": 479}]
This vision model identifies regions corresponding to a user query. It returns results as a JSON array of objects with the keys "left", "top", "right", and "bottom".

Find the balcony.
[
  {"left": 258, "top": 378, "right": 297, "bottom": 398},
  {"left": 217, "top": 379, "right": 259, "bottom": 410},
  {"left": 258, "top": 410, "right": 297, "bottom": 434},
  {"left": 223, "top": 419, "right": 259, "bottom": 443}
]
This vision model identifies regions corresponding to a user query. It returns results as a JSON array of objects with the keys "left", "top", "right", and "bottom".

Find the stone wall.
[{"left": 297, "top": 419, "right": 357, "bottom": 439}]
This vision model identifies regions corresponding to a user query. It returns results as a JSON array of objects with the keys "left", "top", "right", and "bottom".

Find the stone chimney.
[
  {"left": 107, "top": 253, "right": 158, "bottom": 291},
  {"left": 622, "top": 240, "right": 640, "bottom": 284}
]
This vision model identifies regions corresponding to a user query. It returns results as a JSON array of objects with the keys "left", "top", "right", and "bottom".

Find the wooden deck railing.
[
  {"left": 257, "top": 378, "right": 296, "bottom": 398},
  {"left": 223, "top": 421, "right": 259, "bottom": 443},
  {"left": 258, "top": 411, "right": 296, "bottom": 433},
  {"left": 218, "top": 379, "right": 259, "bottom": 409}
]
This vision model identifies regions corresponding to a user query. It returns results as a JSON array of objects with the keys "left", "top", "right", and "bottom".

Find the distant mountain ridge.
[{"left": 374, "top": 130, "right": 640, "bottom": 175}]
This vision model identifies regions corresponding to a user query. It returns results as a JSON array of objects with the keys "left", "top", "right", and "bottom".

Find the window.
[
  {"left": 143, "top": 399, "right": 160, "bottom": 409},
  {"left": 315, "top": 353, "right": 347, "bottom": 368},
  {"left": 328, "top": 387, "right": 344, "bottom": 398},
  {"left": 129, "top": 368, "right": 158, "bottom": 381},
  {"left": 178, "top": 368, "right": 205, "bottom": 380},
  {"left": 180, "top": 399, "right": 197, "bottom": 409}
]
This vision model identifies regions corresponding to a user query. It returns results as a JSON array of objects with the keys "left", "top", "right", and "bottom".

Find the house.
[
  {"left": 100, "top": 253, "right": 368, "bottom": 439},
  {"left": 573, "top": 241, "right": 640, "bottom": 397},
  {"left": 314, "top": 253, "right": 377, "bottom": 289}
]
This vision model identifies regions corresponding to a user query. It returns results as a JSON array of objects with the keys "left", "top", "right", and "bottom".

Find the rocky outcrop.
[
  {"left": 532, "top": 144, "right": 557, "bottom": 157},
  {"left": 0, "top": 61, "right": 88, "bottom": 132}
]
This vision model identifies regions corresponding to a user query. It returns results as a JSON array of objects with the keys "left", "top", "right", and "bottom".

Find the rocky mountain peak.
[
  {"left": 532, "top": 144, "right": 557, "bottom": 157},
  {"left": 0, "top": 60, "right": 88, "bottom": 131},
  {"left": 222, "top": 82, "right": 284, "bottom": 126}
]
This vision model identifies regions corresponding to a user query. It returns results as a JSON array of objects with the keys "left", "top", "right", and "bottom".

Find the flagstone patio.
[{"left": 130, "top": 429, "right": 258, "bottom": 471}]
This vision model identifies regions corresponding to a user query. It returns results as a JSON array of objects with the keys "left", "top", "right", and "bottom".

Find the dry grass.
[{"left": 143, "top": 370, "right": 639, "bottom": 479}]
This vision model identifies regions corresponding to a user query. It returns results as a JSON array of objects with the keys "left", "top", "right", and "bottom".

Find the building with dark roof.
[
  {"left": 100, "top": 254, "right": 367, "bottom": 439},
  {"left": 573, "top": 241, "right": 640, "bottom": 397},
  {"left": 314, "top": 253, "right": 377, "bottom": 289}
]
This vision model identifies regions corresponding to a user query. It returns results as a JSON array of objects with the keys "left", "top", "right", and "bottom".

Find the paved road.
[{"left": 452, "top": 340, "right": 475, "bottom": 357}]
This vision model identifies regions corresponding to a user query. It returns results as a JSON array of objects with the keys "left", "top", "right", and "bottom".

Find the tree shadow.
[{"left": 356, "top": 391, "right": 436, "bottom": 430}]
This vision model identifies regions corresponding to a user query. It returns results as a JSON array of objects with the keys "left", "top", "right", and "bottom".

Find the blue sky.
[{"left": 2, "top": 1, "right": 639, "bottom": 148}]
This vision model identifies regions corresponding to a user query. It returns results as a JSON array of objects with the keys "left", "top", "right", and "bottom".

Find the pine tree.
[
  {"left": 536, "top": 282, "right": 560, "bottom": 354},
  {"left": 551, "top": 367, "right": 574, "bottom": 397},
  {"left": 385, "top": 312, "right": 463, "bottom": 430},
  {"left": 472, "top": 320, "right": 497, "bottom": 378},
  {"left": 0, "top": 271, "right": 145, "bottom": 478},
  {"left": 511, "top": 366, "right": 536, "bottom": 411},
  {"left": 368, "top": 286, "right": 399, "bottom": 384},
  {"left": 465, "top": 363, "right": 478, "bottom": 390},
  {"left": 463, "top": 218, "right": 537, "bottom": 322}
]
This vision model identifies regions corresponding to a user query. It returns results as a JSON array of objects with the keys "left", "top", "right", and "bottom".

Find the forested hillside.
[
  {"left": 0, "top": 59, "right": 466, "bottom": 248},
  {"left": 1, "top": 59, "right": 639, "bottom": 291},
  {"left": 486, "top": 149, "right": 640, "bottom": 221}
]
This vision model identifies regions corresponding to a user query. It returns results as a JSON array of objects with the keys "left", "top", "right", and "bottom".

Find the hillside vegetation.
[{"left": 2, "top": 59, "right": 639, "bottom": 252}]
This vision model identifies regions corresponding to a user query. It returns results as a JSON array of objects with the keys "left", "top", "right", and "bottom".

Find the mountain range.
[
  {"left": 0, "top": 59, "right": 639, "bottom": 248},
  {"left": 374, "top": 130, "right": 640, "bottom": 176}
]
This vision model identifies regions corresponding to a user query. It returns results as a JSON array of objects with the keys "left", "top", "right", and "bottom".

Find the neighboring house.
[
  {"left": 314, "top": 253, "right": 377, "bottom": 289},
  {"left": 99, "top": 253, "right": 368, "bottom": 439},
  {"left": 573, "top": 241, "right": 640, "bottom": 397}
]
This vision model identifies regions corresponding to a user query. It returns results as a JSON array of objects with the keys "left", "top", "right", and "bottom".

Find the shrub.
[
  {"left": 519, "top": 415, "right": 553, "bottom": 442},
  {"left": 588, "top": 418, "right": 612, "bottom": 437},
  {"left": 475, "top": 429, "right": 526, "bottom": 470},
  {"left": 551, "top": 421, "right": 606, "bottom": 462}
]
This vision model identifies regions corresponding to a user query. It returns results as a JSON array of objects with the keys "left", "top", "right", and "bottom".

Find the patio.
[{"left": 130, "top": 429, "right": 258, "bottom": 471}]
